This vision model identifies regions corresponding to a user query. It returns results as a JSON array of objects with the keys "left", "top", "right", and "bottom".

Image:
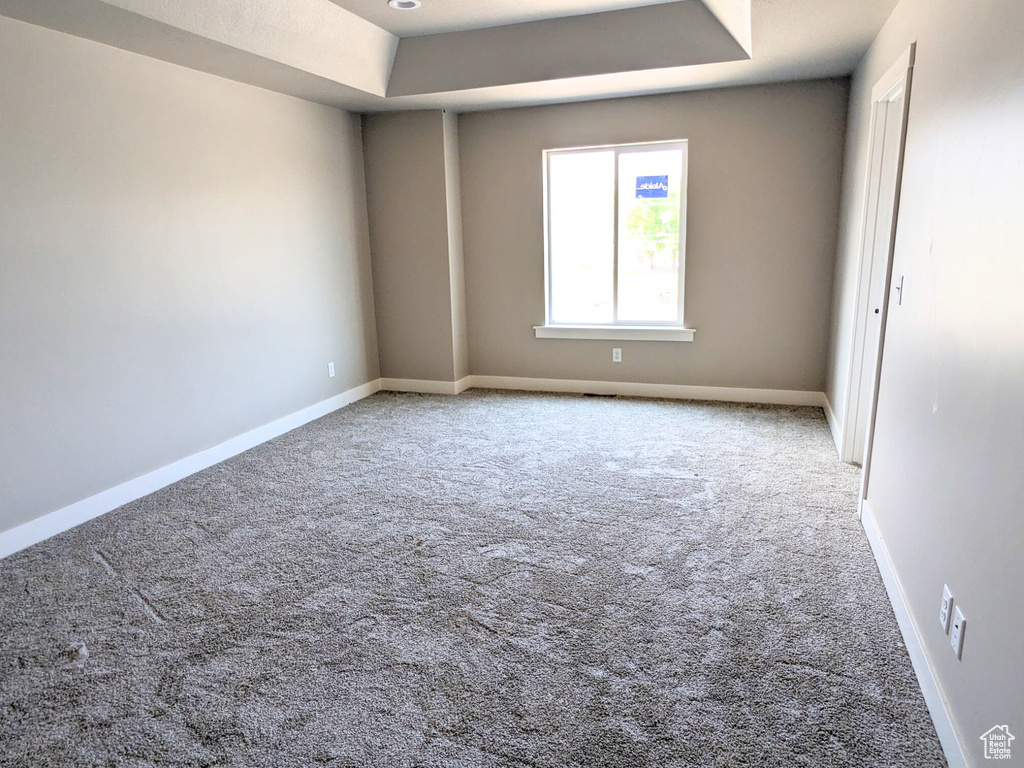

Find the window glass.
[
  {"left": 545, "top": 141, "right": 686, "bottom": 326},
  {"left": 548, "top": 151, "right": 615, "bottom": 324},
  {"left": 616, "top": 148, "right": 684, "bottom": 323}
]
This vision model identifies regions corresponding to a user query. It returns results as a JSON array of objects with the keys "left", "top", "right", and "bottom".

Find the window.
[{"left": 536, "top": 139, "right": 693, "bottom": 341}]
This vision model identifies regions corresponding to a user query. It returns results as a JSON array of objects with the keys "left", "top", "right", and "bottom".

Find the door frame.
[{"left": 839, "top": 44, "right": 916, "bottom": 470}]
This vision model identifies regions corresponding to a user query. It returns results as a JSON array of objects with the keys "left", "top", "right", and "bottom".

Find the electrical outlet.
[
  {"left": 939, "top": 585, "right": 953, "bottom": 634},
  {"left": 328, "top": 362, "right": 335, "bottom": 378},
  {"left": 612, "top": 348, "right": 622, "bottom": 363},
  {"left": 950, "top": 606, "right": 966, "bottom": 659}
]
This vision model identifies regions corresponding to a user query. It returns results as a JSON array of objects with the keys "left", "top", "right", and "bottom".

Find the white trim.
[
  {"left": 871, "top": 45, "right": 917, "bottom": 104},
  {"left": 543, "top": 139, "right": 689, "bottom": 328},
  {"left": 0, "top": 375, "right": 823, "bottom": 559},
  {"left": 467, "top": 375, "right": 825, "bottom": 407},
  {"left": 378, "top": 376, "right": 472, "bottom": 395},
  {"left": 0, "top": 379, "right": 382, "bottom": 560},
  {"left": 371, "top": 375, "right": 824, "bottom": 407},
  {"left": 534, "top": 325, "right": 695, "bottom": 342},
  {"left": 824, "top": 395, "right": 844, "bottom": 459},
  {"left": 839, "top": 43, "right": 916, "bottom": 465},
  {"left": 860, "top": 499, "right": 968, "bottom": 768}
]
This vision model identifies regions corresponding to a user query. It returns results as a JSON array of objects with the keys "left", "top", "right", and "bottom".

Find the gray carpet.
[{"left": 0, "top": 390, "right": 946, "bottom": 767}]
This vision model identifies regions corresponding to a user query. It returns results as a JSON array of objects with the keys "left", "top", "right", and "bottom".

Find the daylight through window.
[{"left": 544, "top": 140, "right": 688, "bottom": 326}]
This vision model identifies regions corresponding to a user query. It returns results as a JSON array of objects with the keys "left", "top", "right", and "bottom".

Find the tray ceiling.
[{"left": 0, "top": 0, "right": 899, "bottom": 112}]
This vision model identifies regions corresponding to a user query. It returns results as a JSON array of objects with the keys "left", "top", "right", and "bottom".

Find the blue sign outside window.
[{"left": 635, "top": 175, "right": 669, "bottom": 198}]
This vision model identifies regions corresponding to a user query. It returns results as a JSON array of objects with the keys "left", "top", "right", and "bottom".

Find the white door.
[
  {"left": 851, "top": 92, "right": 905, "bottom": 464},
  {"left": 842, "top": 46, "right": 915, "bottom": 468}
]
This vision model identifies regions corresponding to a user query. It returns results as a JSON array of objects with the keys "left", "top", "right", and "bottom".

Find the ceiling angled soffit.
[
  {"left": 701, "top": 0, "right": 752, "bottom": 56},
  {"left": 0, "top": 0, "right": 397, "bottom": 104},
  {"left": 386, "top": 0, "right": 752, "bottom": 98}
]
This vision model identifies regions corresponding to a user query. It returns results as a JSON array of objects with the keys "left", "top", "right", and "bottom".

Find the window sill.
[{"left": 533, "top": 325, "right": 695, "bottom": 342}]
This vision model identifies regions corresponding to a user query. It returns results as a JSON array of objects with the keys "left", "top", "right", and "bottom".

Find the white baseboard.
[
  {"left": 0, "top": 379, "right": 381, "bottom": 560},
  {"left": 379, "top": 377, "right": 472, "bottom": 396},
  {"left": 860, "top": 500, "right": 968, "bottom": 768},
  {"left": 824, "top": 395, "right": 843, "bottom": 457},
  {"left": 468, "top": 375, "right": 826, "bottom": 407},
  {"left": 378, "top": 375, "right": 825, "bottom": 408},
  {"left": 1, "top": 375, "right": 824, "bottom": 559}
]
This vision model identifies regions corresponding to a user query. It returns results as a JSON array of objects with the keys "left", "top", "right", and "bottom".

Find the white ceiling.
[
  {"left": 386, "top": 2, "right": 750, "bottom": 97},
  {"left": 0, "top": 0, "right": 900, "bottom": 112},
  {"left": 330, "top": 0, "right": 684, "bottom": 37},
  {"left": 382, "top": 0, "right": 900, "bottom": 110}
]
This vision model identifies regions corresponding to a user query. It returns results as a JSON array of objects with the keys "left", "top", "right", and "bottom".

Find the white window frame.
[{"left": 535, "top": 139, "right": 694, "bottom": 342}]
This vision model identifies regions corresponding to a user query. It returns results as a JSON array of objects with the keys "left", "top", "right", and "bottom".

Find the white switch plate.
[
  {"left": 939, "top": 584, "right": 953, "bottom": 634},
  {"left": 328, "top": 362, "right": 335, "bottom": 378},
  {"left": 950, "top": 606, "right": 966, "bottom": 659},
  {"left": 612, "top": 348, "right": 622, "bottom": 363}
]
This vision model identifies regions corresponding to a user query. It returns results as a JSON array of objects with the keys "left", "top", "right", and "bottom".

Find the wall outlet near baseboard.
[
  {"left": 328, "top": 362, "right": 335, "bottom": 378},
  {"left": 939, "top": 584, "right": 953, "bottom": 633},
  {"left": 950, "top": 606, "right": 966, "bottom": 659},
  {"left": 612, "top": 348, "right": 622, "bottom": 363}
]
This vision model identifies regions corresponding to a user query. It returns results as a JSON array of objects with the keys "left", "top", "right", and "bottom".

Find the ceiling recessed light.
[{"left": 387, "top": 0, "right": 420, "bottom": 9}]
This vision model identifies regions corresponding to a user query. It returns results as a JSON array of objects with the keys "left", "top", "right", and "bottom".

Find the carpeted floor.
[{"left": 0, "top": 390, "right": 946, "bottom": 767}]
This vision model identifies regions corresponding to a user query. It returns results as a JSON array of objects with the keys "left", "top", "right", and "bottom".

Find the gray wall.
[
  {"left": 827, "top": 0, "right": 1024, "bottom": 759},
  {"left": 459, "top": 80, "right": 849, "bottom": 391},
  {"left": 0, "top": 16, "right": 379, "bottom": 534},
  {"left": 362, "top": 109, "right": 467, "bottom": 383},
  {"left": 442, "top": 110, "right": 470, "bottom": 382}
]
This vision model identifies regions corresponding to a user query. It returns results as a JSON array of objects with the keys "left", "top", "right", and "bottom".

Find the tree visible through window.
[{"left": 544, "top": 140, "right": 687, "bottom": 326}]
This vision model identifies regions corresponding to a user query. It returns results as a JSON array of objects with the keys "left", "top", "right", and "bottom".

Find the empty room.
[{"left": 1, "top": 0, "right": 1021, "bottom": 766}]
